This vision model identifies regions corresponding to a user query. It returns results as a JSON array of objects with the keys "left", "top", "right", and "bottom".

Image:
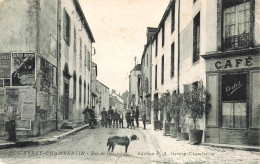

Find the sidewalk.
[
  {"left": 0, "top": 123, "right": 89, "bottom": 150},
  {"left": 139, "top": 123, "right": 260, "bottom": 152}
]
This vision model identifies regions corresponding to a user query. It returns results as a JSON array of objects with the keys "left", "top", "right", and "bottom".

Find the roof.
[
  {"left": 74, "top": 0, "right": 95, "bottom": 43},
  {"left": 97, "top": 80, "right": 109, "bottom": 89},
  {"left": 152, "top": 0, "right": 175, "bottom": 42},
  {"left": 132, "top": 64, "right": 141, "bottom": 71}
]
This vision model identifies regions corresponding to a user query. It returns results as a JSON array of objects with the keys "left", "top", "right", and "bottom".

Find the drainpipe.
[
  {"left": 177, "top": 0, "right": 180, "bottom": 94},
  {"left": 56, "top": 0, "right": 60, "bottom": 129}
]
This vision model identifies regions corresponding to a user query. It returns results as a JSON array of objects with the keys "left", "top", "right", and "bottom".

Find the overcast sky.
[{"left": 80, "top": 0, "right": 170, "bottom": 94}]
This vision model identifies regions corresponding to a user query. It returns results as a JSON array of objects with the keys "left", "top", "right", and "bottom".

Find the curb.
[
  {"left": 203, "top": 143, "right": 260, "bottom": 152},
  {"left": 0, "top": 124, "right": 89, "bottom": 149}
]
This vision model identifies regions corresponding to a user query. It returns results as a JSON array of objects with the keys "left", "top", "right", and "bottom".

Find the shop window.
[
  {"left": 222, "top": 1, "right": 250, "bottom": 50},
  {"left": 0, "top": 79, "right": 10, "bottom": 87},
  {"left": 221, "top": 74, "right": 247, "bottom": 128}
]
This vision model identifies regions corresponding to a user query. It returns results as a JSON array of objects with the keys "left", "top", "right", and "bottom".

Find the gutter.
[{"left": 177, "top": 0, "right": 180, "bottom": 94}]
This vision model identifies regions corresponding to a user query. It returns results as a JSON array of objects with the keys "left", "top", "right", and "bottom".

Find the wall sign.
[
  {"left": 206, "top": 56, "right": 259, "bottom": 71},
  {"left": 222, "top": 74, "right": 247, "bottom": 101}
]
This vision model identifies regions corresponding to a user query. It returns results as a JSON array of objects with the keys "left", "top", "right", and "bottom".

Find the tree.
[
  {"left": 183, "top": 84, "right": 211, "bottom": 130},
  {"left": 168, "top": 93, "right": 183, "bottom": 127},
  {"left": 158, "top": 91, "right": 171, "bottom": 122}
]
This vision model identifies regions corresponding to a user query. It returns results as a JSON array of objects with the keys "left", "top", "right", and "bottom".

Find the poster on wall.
[
  {"left": 19, "top": 87, "right": 36, "bottom": 121},
  {"left": 37, "top": 91, "right": 49, "bottom": 110},
  {"left": 11, "top": 53, "right": 35, "bottom": 86},
  {"left": 16, "top": 120, "right": 31, "bottom": 130},
  {"left": 0, "top": 88, "right": 5, "bottom": 113},
  {"left": 0, "top": 53, "right": 11, "bottom": 78},
  {"left": 5, "top": 87, "right": 19, "bottom": 107}
]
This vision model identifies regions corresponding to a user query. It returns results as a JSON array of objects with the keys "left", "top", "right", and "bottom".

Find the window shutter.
[
  {"left": 68, "top": 16, "right": 71, "bottom": 44},
  {"left": 63, "top": 8, "right": 66, "bottom": 40}
]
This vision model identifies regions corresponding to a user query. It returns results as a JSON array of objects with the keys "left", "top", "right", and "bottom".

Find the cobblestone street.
[{"left": 0, "top": 123, "right": 259, "bottom": 164}]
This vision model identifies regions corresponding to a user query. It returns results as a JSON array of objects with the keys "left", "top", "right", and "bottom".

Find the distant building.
[
  {"left": 91, "top": 62, "right": 98, "bottom": 111},
  {"left": 96, "top": 80, "right": 109, "bottom": 116},
  {"left": 109, "top": 91, "right": 124, "bottom": 112},
  {"left": 128, "top": 64, "right": 141, "bottom": 108},
  {"left": 139, "top": 27, "right": 157, "bottom": 122}
]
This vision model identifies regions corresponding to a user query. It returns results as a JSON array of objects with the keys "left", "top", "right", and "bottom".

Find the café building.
[{"left": 203, "top": 49, "right": 260, "bottom": 146}]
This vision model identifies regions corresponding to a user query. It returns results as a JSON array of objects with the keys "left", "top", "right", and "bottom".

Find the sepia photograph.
[{"left": 0, "top": 0, "right": 259, "bottom": 163}]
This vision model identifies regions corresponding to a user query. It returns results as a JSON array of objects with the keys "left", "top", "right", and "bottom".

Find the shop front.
[{"left": 203, "top": 49, "right": 260, "bottom": 146}]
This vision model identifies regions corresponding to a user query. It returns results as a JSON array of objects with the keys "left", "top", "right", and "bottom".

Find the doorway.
[{"left": 64, "top": 81, "right": 70, "bottom": 120}]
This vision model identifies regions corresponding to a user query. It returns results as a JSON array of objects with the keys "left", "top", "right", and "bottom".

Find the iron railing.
[{"left": 222, "top": 33, "right": 250, "bottom": 50}]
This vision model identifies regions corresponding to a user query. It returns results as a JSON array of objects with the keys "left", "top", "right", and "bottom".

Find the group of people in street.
[
  {"left": 101, "top": 106, "right": 147, "bottom": 130},
  {"left": 83, "top": 105, "right": 147, "bottom": 130},
  {"left": 101, "top": 106, "right": 124, "bottom": 128}
]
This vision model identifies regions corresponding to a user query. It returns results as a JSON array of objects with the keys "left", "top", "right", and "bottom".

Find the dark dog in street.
[{"left": 107, "top": 134, "right": 139, "bottom": 153}]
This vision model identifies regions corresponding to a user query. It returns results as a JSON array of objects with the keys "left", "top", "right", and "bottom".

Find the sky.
[{"left": 79, "top": 0, "right": 170, "bottom": 94}]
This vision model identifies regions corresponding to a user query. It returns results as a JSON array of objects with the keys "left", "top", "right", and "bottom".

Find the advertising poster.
[
  {"left": 0, "top": 53, "right": 11, "bottom": 78},
  {"left": 5, "top": 87, "right": 19, "bottom": 107},
  {"left": 11, "top": 53, "right": 35, "bottom": 86},
  {"left": 19, "top": 87, "right": 36, "bottom": 121},
  {"left": 37, "top": 91, "right": 49, "bottom": 110}
]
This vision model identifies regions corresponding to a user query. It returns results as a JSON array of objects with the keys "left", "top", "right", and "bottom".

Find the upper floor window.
[
  {"left": 193, "top": 12, "right": 200, "bottom": 63},
  {"left": 155, "top": 37, "right": 158, "bottom": 57},
  {"left": 222, "top": 1, "right": 250, "bottom": 50},
  {"left": 155, "top": 65, "right": 157, "bottom": 89},
  {"left": 73, "top": 28, "right": 76, "bottom": 53},
  {"left": 162, "top": 23, "right": 165, "bottom": 47},
  {"left": 84, "top": 45, "right": 87, "bottom": 66},
  {"left": 161, "top": 55, "right": 164, "bottom": 84},
  {"left": 146, "top": 54, "right": 148, "bottom": 67},
  {"left": 80, "top": 38, "right": 82, "bottom": 70},
  {"left": 63, "top": 9, "right": 71, "bottom": 44},
  {"left": 171, "top": 42, "right": 175, "bottom": 77},
  {"left": 171, "top": 3, "right": 175, "bottom": 33}
]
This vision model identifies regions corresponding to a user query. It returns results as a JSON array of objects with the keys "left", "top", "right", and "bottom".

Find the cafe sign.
[{"left": 206, "top": 56, "right": 259, "bottom": 71}]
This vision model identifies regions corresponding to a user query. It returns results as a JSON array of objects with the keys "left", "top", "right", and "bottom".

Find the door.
[{"left": 64, "top": 82, "right": 70, "bottom": 120}]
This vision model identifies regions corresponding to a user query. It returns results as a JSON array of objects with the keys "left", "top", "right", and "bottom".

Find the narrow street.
[{"left": 0, "top": 123, "right": 259, "bottom": 164}]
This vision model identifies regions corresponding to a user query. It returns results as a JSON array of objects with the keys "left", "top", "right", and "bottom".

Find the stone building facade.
[
  {"left": 137, "top": 0, "right": 260, "bottom": 146},
  {"left": 96, "top": 80, "right": 109, "bottom": 116},
  {"left": 0, "top": 0, "right": 95, "bottom": 136},
  {"left": 128, "top": 64, "right": 141, "bottom": 108}
]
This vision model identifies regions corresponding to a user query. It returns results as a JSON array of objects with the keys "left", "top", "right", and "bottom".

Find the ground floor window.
[{"left": 221, "top": 73, "right": 247, "bottom": 128}]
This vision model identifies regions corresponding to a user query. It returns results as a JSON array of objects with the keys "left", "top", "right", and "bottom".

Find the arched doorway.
[{"left": 63, "top": 63, "right": 71, "bottom": 120}]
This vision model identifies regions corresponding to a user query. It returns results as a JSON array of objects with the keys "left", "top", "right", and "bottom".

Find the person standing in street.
[
  {"left": 108, "top": 106, "right": 114, "bottom": 128},
  {"left": 125, "top": 109, "right": 131, "bottom": 128},
  {"left": 101, "top": 108, "right": 107, "bottom": 127},
  {"left": 130, "top": 107, "right": 135, "bottom": 129},
  {"left": 119, "top": 109, "right": 124, "bottom": 128},
  {"left": 135, "top": 106, "right": 140, "bottom": 127},
  {"left": 142, "top": 111, "right": 146, "bottom": 129}
]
